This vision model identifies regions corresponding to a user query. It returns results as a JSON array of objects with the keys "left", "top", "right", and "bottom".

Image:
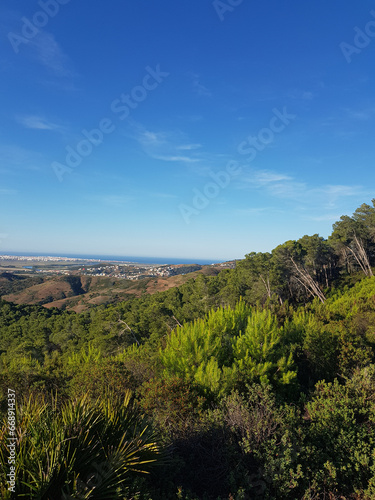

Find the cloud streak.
[
  {"left": 29, "top": 31, "right": 74, "bottom": 78},
  {"left": 237, "top": 169, "right": 368, "bottom": 209},
  {"left": 189, "top": 72, "right": 212, "bottom": 97},
  {"left": 152, "top": 155, "right": 200, "bottom": 163},
  {"left": 16, "top": 114, "right": 63, "bottom": 131},
  {"left": 133, "top": 125, "right": 204, "bottom": 166},
  {"left": 176, "top": 143, "right": 202, "bottom": 151},
  {"left": 0, "top": 144, "right": 44, "bottom": 172},
  {"left": 0, "top": 189, "right": 17, "bottom": 195},
  {"left": 87, "top": 195, "right": 134, "bottom": 208}
]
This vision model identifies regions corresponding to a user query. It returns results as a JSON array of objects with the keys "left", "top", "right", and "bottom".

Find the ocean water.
[{"left": 2, "top": 251, "right": 221, "bottom": 266}]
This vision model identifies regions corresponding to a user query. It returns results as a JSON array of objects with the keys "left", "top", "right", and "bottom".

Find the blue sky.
[{"left": 0, "top": 0, "right": 375, "bottom": 261}]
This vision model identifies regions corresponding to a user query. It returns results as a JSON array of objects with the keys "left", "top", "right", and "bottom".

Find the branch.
[
  {"left": 118, "top": 319, "right": 140, "bottom": 346},
  {"left": 290, "top": 257, "right": 326, "bottom": 303}
]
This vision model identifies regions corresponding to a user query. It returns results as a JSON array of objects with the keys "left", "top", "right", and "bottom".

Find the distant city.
[
  {"left": 0, "top": 254, "right": 235, "bottom": 281},
  {"left": 0, "top": 255, "right": 102, "bottom": 263}
]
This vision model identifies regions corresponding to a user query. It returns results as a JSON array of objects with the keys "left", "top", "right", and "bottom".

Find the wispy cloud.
[
  {"left": 316, "top": 184, "right": 365, "bottom": 208},
  {"left": 176, "top": 143, "right": 202, "bottom": 151},
  {"left": 87, "top": 195, "right": 134, "bottom": 208},
  {"left": 318, "top": 107, "right": 375, "bottom": 138},
  {"left": 138, "top": 130, "right": 167, "bottom": 147},
  {"left": 288, "top": 89, "right": 314, "bottom": 101},
  {"left": 149, "top": 192, "right": 178, "bottom": 199},
  {"left": 234, "top": 207, "right": 280, "bottom": 216},
  {"left": 189, "top": 73, "right": 212, "bottom": 97},
  {"left": 29, "top": 31, "right": 74, "bottom": 78},
  {"left": 132, "top": 125, "right": 204, "bottom": 166},
  {"left": 16, "top": 114, "right": 63, "bottom": 131},
  {"left": 237, "top": 169, "right": 367, "bottom": 209},
  {"left": 0, "top": 189, "right": 17, "bottom": 195},
  {"left": 266, "top": 181, "right": 307, "bottom": 199},
  {"left": 0, "top": 144, "right": 44, "bottom": 172},
  {"left": 342, "top": 107, "right": 375, "bottom": 121},
  {"left": 253, "top": 171, "right": 293, "bottom": 185},
  {"left": 152, "top": 155, "right": 200, "bottom": 163},
  {"left": 305, "top": 214, "right": 342, "bottom": 222}
]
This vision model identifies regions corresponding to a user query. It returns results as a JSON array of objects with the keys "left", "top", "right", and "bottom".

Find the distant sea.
[{"left": 2, "top": 251, "right": 222, "bottom": 266}]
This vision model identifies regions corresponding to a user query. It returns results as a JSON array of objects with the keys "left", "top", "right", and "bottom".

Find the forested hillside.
[
  {"left": 0, "top": 264, "right": 223, "bottom": 311},
  {"left": 2, "top": 200, "right": 375, "bottom": 499}
]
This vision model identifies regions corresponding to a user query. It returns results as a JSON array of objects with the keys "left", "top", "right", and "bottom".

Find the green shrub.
[{"left": 0, "top": 391, "right": 161, "bottom": 499}]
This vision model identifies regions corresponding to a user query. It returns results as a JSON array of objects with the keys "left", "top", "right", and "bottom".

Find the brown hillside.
[
  {"left": 2, "top": 263, "right": 228, "bottom": 311},
  {"left": 3, "top": 276, "right": 86, "bottom": 305}
]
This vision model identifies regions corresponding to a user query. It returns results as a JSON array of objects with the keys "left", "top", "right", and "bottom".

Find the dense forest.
[{"left": 2, "top": 200, "right": 375, "bottom": 498}]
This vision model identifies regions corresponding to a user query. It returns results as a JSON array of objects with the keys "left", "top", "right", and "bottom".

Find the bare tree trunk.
[
  {"left": 259, "top": 274, "right": 272, "bottom": 299},
  {"left": 290, "top": 257, "right": 326, "bottom": 303},
  {"left": 323, "top": 265, "right": 329, "bottom": 288},
  {"left": 293, "top": 275, "right": 315, "bottom": 299},
  {"left": 353, "top": 234, "right": 373, "bottom": 276},
  {"left": 172, "top": 315, "right": 182, "bottom": 327},
  {"left": 118, "top": 319, "right": 140, "bottom": 346},
  {"left": 343, "top": 248, "right": 354, "bottom": 274},
  {"left": 346, "top": 243, "right": 369, "bottom": 276}
]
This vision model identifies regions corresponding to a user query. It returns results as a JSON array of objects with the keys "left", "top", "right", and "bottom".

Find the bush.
[{"left": 0, "top": 391, "right": 161, "bottom": 499}]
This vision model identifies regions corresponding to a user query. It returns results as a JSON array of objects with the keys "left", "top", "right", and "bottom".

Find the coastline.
[{"left": 0, "top": 252, "right": 222, "bottom": 266}]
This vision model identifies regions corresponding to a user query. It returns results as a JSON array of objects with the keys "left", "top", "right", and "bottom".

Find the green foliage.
[
  {"left": 160, "top": 301, "right": 250, "bottom": 392},
  {"left": 0, "top": 391, "right": 161, "bottom": 499},
  {"left": 3, "top": 199, "right": 375, "bottom": 497},
  {"left": 68, "top": 359, "right": 136, "bottom": 400},
  {"left": 221, "top": 386, "right": 304, "bottom": 498},
  {"left": 232, "top": 309, "right": 296, "bottom": 388},
  {"left": 161, "top": 302, "right": 297, "bottom": 397},
  {"left": 139, "top": 376, "right": 207, "bottom": 438},
  {"left": 325, "top": 276, "right": 375, "bottom": 319},
  {"left": 301, "top": 366, "right": 375, "bottom": 497}
]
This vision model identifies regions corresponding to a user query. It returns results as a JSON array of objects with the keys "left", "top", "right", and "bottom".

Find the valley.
[{"left": 0, "top": 259, "right": 234, "bottom": 311}]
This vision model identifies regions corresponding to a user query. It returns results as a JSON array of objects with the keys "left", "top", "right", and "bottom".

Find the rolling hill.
[{"left": 0, "top": 264, "right": 225, "bottom": 311}]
